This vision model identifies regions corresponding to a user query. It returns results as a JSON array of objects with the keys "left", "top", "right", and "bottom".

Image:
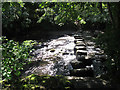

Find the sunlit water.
[
  {"left": 23, "top": 35, "right": 76, "bottom": 76},
  {"left": 22, "top": 31, "right": 106, "bottom": 77}
]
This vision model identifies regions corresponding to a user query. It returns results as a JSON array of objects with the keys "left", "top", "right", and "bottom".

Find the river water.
[{"left": 21, "top": 30, "right": 107, "bottom": 78}]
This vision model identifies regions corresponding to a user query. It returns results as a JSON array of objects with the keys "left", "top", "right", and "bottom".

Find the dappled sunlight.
[
  {"left": 21, "top": 34, "right": 76, "bottom": 77},
  {"left": 18, "top": 30, "right": 111, "bottom": 89},
  {"left": 1, "top": 2, "right": 120, "bottom": 89}
]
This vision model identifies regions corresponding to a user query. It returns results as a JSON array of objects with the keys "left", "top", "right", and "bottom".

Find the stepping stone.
[
  {"left": 86, "top": 64, "right": 94, "bottom": 69},
  {"left": 74, "top": 46, "right": 86, "bottom": 53},
  {"left": 83, "top": 58, "right": 93, "bottom": 66},
  {"left": 86, "top": 42, "right": 95, "bottom": 46},
  {"left": 74, "top": 38, "right": 84, "bottom": 43},
  {"left": 76, "top": 50, "right": 87, "bottom": 56},
  {"left": 99, "top": 55, "right": 107, "bottom": 62},
  {"left": 76, "top": 43, "right": 86, "bottom": 46},
  {"left": 70, "top": 60, "right": 86, "bottom": 69},
  {"left": 70, "top": 68, "right": 94, "bottom": 77},
  {"left": 75, "top": 38, "right": 84, "bottom": 41},
  {"left": 93, "top": 55, "right": 107, "bottom": 62},
  {"left": 74, "top": 35, "right": 83, "bottom": 39},
  {"left": 86, "top": 46, "right": 95, "bottom": 49},
  {"left": 76, "top": 55, "right": 85, "bottom": 61},
  {"left": 93, "top": 55, "right": 99, "bottom": 59},
  {"left": 95, "top": 52, "right": 104, "bottom": 55},
  {"left": 77, "top": 55, "right": 93, "bottom": 65},
  {"left": 85, "top": 36, "right": 92, "bottom": 40},
  {"left": 75, "top": 41, "right": 85, "bottom": 45},
  {"left": 95, "top": 48, "right": 101, "bottom": 51}
]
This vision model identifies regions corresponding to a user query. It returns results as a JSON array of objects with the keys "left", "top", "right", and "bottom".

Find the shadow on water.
[
  {"left": 20, "top": 60, "right": 50, "bottom": 78},
  {"left": 25, "top": 29, "right": 76, "bottom": 43}
]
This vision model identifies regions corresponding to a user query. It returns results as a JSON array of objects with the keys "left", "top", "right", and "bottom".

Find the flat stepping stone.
[
  {"left": 70, "top": 68, "right": 94, "bottom": 77},
  {"left": 82, "top": 58, "right": 93, "bottom": 66},
  {"left": 70, "top": 60, "right": 86, "bottom": 69},
  {"left": 77, "top": 55, "right": 93, "bottom": 65},
  {"left": 76, "top": 55, "right": 86, "bottom": 61},
  {"left": 75, "top": 41, "right": 85, "bottom": 45},
  {"left": 74, "top": 46, "right": 86, "bottom": 53},
  {"left": 99, "top": 55, "right": 107, "bottom": 61},
  {"left": 76, "top": 50, "right": 87, "bottom": 56},
  {"left": 76, "top": 43, "right": 86, "bottom": 46},
  {"left": 85, "top": 36, "right": 92, "bottom": 40},
  {"left": 86, "top": 42, "right": 95, "bottom": 46},
  {"left": 75, "top": 38, "right": 84, "bottom": 41},
  {"left": 95, "top": 52, "right": 104, "bottom": 55},
  {"left": 74, "top": 38, "right": 84, "bottom": 43},
  {"left": 74, "top": 35, "right": 83, "bottom": 39},
  {"left": 95, "top": 47, "right": 101, "bottom": 50},
  {"left": 93, "top": 55, "right": 107, "bottom": 62},
  {"left": 86, "top": 46, "right": 95, "bottom": 49}
]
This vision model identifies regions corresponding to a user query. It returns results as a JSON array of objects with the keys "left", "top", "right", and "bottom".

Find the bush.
[
  {"left": 95, "top": 25, "right": 120, "bottom": 82},
  {"left": 0, "top": 36, "right": 37, "bottom": 81}
]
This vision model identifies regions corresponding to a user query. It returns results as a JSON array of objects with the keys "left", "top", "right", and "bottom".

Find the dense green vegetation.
[
  {"left": 2, "top": 2, "right": 110, "bottom": 40},
  {"left": 95, "top": 2, "right": 120, "bottom": 83},
  {"left": 1, "top": 1, "right": 120, "bottom": 89},
  {"left": 1, "top": 36, "right": 37, "bottom": 80},
  {"left": 1, "top": 74, "right": 72, "bottom": 89}
]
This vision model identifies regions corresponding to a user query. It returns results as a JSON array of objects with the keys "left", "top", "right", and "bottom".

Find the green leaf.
[
  {"left": 41, "top": 6, "right": 44, "bottom": 9},
  {"left": 15, "top": 71, "right": 21, "bottom": 76}
]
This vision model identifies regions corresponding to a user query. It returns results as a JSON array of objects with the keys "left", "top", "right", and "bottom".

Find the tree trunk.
[
  {"left": 99, "top": 2, "right": 102, "bottom": 13},
  {"left": 107, "top": 2, "right": 114, "bottom": 26}
]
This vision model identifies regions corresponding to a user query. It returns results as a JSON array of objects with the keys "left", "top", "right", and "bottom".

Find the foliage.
[
  {"left": 37, "top": 2, "right": 87, "bottom": 26},
  {"left": 95, "top": 3, "right": 120, "bottom": 82},
  {"left": 1, "top": 74, "right": 72, "bottom": 89},
  {"left": 2, "top": 1, "right": 120, "bottom": 85},
  {"left": 96, "top": 25, "right": 120, "bottom": 81},
  {"left": 2, "top": 2, "right": 111, "bottom": 37},
  {"left": 2, "top": 2, "right": 31, "bottom": 28},
  {"left": 37, "top": 2, "right": 110, "bottom": 27},
  {"left": 0, "top": 36, "right": 36, "bottom": 81}
]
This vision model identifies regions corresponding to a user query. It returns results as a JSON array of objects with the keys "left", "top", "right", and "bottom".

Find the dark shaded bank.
[
  {"left": 1, "top": 74, "right": 117, "bottom": 89},
  {"left": 2, "top": 21, "right": 77, "bottom": 42},
  {"left": 2, "top": 19, "right": 106, "bottom": 43}
]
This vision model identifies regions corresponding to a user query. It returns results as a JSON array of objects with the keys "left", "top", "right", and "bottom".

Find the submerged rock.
[{"left": 50, "top": 49, "right": 55, "bottom": 52}]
